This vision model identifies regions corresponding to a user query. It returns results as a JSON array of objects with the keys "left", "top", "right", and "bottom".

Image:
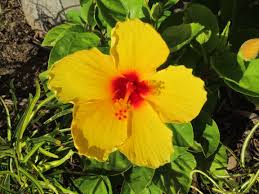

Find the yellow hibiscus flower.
[{"left": 48, "top": 19, "right": 207, "bottom": 168}]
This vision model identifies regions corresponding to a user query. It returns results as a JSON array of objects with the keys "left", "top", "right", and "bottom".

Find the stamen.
[
  {"left": 114, "top": 99, "right": 131, "bottom": 121},
  {"left": 148, "top": 80, "right": 165, "bottom": 95}
]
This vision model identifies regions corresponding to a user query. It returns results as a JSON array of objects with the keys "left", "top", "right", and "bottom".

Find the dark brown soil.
[{"left": 0, "top": 0, "right": 49, "bottom": 97}]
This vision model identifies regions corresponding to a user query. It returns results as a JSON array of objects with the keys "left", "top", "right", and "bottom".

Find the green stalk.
[
  {"left": 240, "top": 122, "right": 259, "bottom": 168},
  {"left": 0, "top": 97, "right": 12, "bottom": 142},
  {"left": 38, "top": 150, "right": 74, "bottom": 172},
  {"left": 39, "top": 147, "right": 59, "bottom": 159},
  {"left": 18, "top": 166, "right": 44, "bottom": 194},
  {"left": 16, "top": 80, "right": 41, "bottom": 160},
  {"left": 22, "top": 142, "right": 44, "bottom": 163},
  {"left": 241, "top": 170, "right": 259, "bottom": 193},
  {"left": 191, "top": 170, "right": 226, "bottom": 193}
]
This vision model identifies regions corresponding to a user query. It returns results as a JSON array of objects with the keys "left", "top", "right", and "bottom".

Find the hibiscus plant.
[{"left": 0, "top": 0, "right": 259, "bottom": 193}]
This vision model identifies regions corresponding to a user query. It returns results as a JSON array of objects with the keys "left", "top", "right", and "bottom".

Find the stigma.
[{"left": 111, "top": 71, "right": 151, "bottom": 109}]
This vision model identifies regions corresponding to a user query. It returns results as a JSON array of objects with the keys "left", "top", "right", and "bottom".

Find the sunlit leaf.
[
  {"left": 48, "top": 32, "right": 100, "bottom": 67},
  {"left": 167, "top": 123, "right": 194, "bottom": 147},
  {"left": 162, "top": 23, "right": 204, "bottom": 52},
  {"left": 123, "top": 166, "right": 155, "bottom": 193},
  {"left": 154, "top": 149, "right": 196, "bottom": 194},
  {"left": 42, "top": 24, "right": 84, "bottom": 47},
  {"left": 74, "top": 176, "right": 112, "bottom": 194},
  {"left": 192, "top": 112, "right": 220, "bottom": 158}
]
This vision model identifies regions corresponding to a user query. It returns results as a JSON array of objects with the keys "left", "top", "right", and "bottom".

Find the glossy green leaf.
[
  {"left": 167, "top": 123, "right": 194, "bottom": 147},
  {"left": 184, "top": 3, "right": 219, "bottom": 51},
  {"left": 121, "top": 181, "right": 162, "bottom": 194},
  {"left": 42, "top": 24, "right": 84, "bottom": 47},
  {"left": 80, "top": 0, "right": 96, "bottom": 27},
  {"left": 195, "top": 144, "right": 228, "bottom": 177},
  {"left": 83, "top": 151, "right": 131, "bottom": 175},
  {"left": 154, "top": 149, "right": 196, "bottom": 194},
  {"left": 122, "top": 0, "right": 147, "bottom": 19},
  {"left": 66, "top": 9, "right": 84, "bottom": 25},
  {"left": 212, "top": 53, "right": 259, "bottom": 97},
  {"left": 239, "top": 59, "right": 259, "bottom": 93},
  {"left": 162, "top": 23, "right": 204, "bottom": 52},
  {"left": 164, "top": 0, "right": 180, "bottom": 8},
  {"left": 151, "top": 2, "right": 163, "bottom": 21},
  {"left": 96, "top": 0, "right": 127, "bottom": 27},
  {"left": 124, "top": 166, "right": 155, "bottom": 193},
  {"left": 209, "top": 145, "right": 228, "bottom": 176},
  {"left": 192, "top": 112, "right": 220, "bottom": 158},
  {"left": 171, "top": 146, "right": 188, "bottom": 161},
  {"left": 48, "top": 32, "right": 100, "bottom": 67},
  {"left": 184, "top": 4, "right": 218, "bottom": 33},
  {"left": 74, "top": 176, "right": 112, "bottom": 194}
]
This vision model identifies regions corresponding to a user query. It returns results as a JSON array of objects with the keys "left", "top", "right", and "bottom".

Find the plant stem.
[
  {"left": 191, "top": 170, "right": 226, "bottom": 193},
  {"left": 242, "top": 170, "right": 259, "bottom": 193},
  {"left": 240, "top": 121, "right": 259, "bottom": 168},
  {"left": 0, "top": 97, "right": 12, "bottom": 142}
]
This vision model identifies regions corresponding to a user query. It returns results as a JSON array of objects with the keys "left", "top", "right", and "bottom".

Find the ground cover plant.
[{"left": 0, "top": 0, "right": 259, "bottom": 193}]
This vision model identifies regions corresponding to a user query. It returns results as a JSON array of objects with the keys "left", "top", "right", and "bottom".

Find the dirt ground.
[
  {"left": 0, "top": 0, "right": 49, "bottom": 97},
  {"left": 0, "top": 0, "right": 258, "bottom": 189}
]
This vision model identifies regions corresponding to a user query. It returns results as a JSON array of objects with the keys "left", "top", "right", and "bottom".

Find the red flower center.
[{"left": 111, "top": 71, "right": 150, "bottom": 108}]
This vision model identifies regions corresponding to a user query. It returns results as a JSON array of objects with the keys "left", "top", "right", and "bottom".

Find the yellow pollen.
[{"left": 148, "top": 80, "right": 165, "bottom": 95}]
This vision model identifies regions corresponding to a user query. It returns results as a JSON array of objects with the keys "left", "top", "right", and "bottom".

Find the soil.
[{"left": 0, "top": 0, "right": 49, "bottom": 98}]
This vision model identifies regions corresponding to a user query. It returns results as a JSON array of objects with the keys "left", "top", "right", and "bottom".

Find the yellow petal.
[
  {"left": 71, "top": 100, "right": 128, "bottom": 160},
  {"left": 48, "top": 48, "right": 116, "bottom": 103},
  {"left": 146, "top": 65, "right": 207, "bottom": 123},
  {"left": 72, "top": 123, "right": 110, "bottom": 161},
  {"left": 239, "top": 38, "right": 259, "bottom": 61},
  {"left": 111, "top": 19, "right": 169, "bottom": 76},
  {"left": 119, "top": 102, "right": 173, "bottom": 168}
]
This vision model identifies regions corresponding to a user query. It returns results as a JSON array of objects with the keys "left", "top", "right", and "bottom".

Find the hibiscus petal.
[
  {"left": 239, "top": 38, "right": 259, "bottom": 61},
  {"left": 111, "top": 19, "right": 169, "bottom": 76},
  {"left": 48, "top": 48, "right": 116, "bottom": 103},
  {"left": 71, "top": 100, "right": 128, "bottom": 160},
  {"left": 119, "top": 102, "right": 173, "bottom": 168},
  {"left": 146, "top": 65, "right": 207, "bottom": 123}
]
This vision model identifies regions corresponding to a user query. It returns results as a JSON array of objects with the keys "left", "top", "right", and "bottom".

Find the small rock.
[
  {"left": 21, "top": 0, "right": 80, "bottom": 31},
  {"left": 227, "top": 156, "right": 238, "bottom": 170}
]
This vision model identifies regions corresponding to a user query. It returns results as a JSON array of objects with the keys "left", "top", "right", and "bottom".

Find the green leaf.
[
  {"left": 66, "top": 9, "right": 84, "bottom": 25},
  {"left": 164, "top": 0, "right": 180, "bottom": 8},
  {"left": 151, "top": 2, "right": 163, "bottom": 21},
  {"left": 184, "top": 3, "right": 219, "bottom": 51},
  {"left": 124, "top": 166, "right": 155, "bottom": 193},
  {"left": 195, "top": 144, "right": 228, "bottom": 177},
  {"left": 121, "top": 181, "right": 162, "bottom": 194},
  {"left": 239, "top": 59, "right": 259, "bottom": 94},
  {"left": 48, "top": 32, "right": 100, "bottom": 67},
  {"left": 83, "top": 151, "right": 131, "bottom": 175},
  {"left": 154, "top": 150, "right": 196, "bottom": 194},
  {"left": 184, "top": 4, "right": 219, "bottom": 33},
  {"left": 74, "top": 176, "right": 112, "bottom": 194},
  {"left": 96, "top": 0, "right": 127, "bottom": 27},
  {"left": 162, "top": 23, "right": 204, "bottom": 52},
  {"left": 171, "top": 146, "right": 188, "bottom": 161},
  {"left": 212, "top": 53, "right": 259, "bottom": 97},
  {"left": 167, "top": 123, "right": 194, "bottom": 147},
  {"left": 80, "top": 0, "right": 96, "bottom": 27},
  {"left": 122, "top": 0, "right": 147, "bottom": 19},
  {"left": 209, "top": 145, "right": 228, "bottom": 177},
  {"left": 42, "top": 24, "right": 84, "bottom": 47},
  {"left": 192, "top": 112, "right": 220, "bottom": 158}
]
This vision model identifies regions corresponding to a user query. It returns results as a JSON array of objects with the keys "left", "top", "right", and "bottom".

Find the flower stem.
[{"left": 240, "top": 121, "right": 259, "bottom": 168}]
